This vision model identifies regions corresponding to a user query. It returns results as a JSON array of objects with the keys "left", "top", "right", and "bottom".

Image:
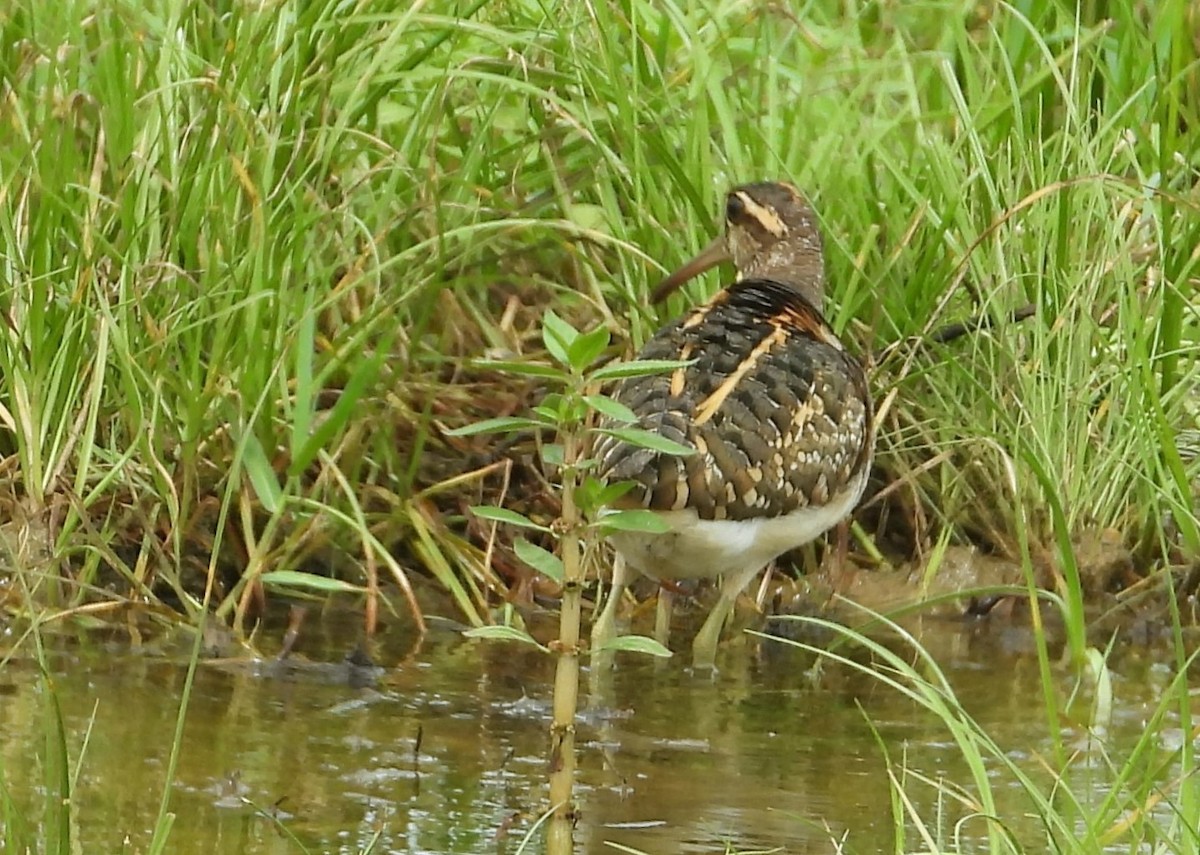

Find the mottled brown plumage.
[
  {"left": 591, "top": 182, "right": 874, "bottom": 668},
  {"left": 595, "top": 280, "right": 870, "bottom": 521}
]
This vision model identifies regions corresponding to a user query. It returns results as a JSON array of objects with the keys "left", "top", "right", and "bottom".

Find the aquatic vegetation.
[
  {"left": 762, "top": 605, "right": 1200, "bottom": 855},
  {"left": 1, "top": 0, "right": 1199, "bottom": 850},
  {"left": 451, "top": 310, "right": 679, "bottom": 850}
]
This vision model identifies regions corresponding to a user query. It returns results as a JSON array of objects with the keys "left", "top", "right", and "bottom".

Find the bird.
[{"left": 590, "top": 181, "right": 875, "bottom": 669}]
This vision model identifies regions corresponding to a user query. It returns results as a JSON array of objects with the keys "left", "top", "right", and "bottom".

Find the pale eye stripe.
[{"left": 734, "top": 191, "right": 788, "bottom": 237}]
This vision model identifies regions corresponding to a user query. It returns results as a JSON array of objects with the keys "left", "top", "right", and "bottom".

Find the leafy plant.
[{"left": 450, "top": 309, "right": 687, "bottom": 852}]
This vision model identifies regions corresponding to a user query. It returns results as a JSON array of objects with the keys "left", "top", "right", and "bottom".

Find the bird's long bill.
[{"left": 649, "top": 235, "right": 729, "bottom": 303}]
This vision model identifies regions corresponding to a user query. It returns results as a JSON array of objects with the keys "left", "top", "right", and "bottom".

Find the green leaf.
[
  {"left": 583, "top": 394, "right": 637, "bottom": 423},
  {"left": 590, "top": 358, "right": 694, "bottom": 381},
  {"left": 514, "top": 537, "right": 564, "bottom": 582},
  {"left": 445, "top": 416, "right": 546, "bottom": 436},
  {"left": 468, "top": 505, "right": 550, "bottom": 531},
  {"left": 40, "top": 663, "right": 71, "bottom": 853},
  {"left": 596, "top": 427, "right": 695, "bottom": 456},
  {"left": 290, "top": 294, "right": 315, "bottom": 466},
  {"left": 567, "top": 325, "right": 610, "bottom": 371},
  {"left": 541, "top": 443, "right": 564, "bottom": 466},
  {"left": 536, "top": 394, "right": 586, "bottom": 426},
  {"left": 576, "top": 477, "right": 634, "bottom": 511},
  {"left": 561, "top": 397, "right": 588, "bottom": 424},
  {"left": 291, "top": 345, "right": 384, "bottom": 475},
  {"left": 593, "top": 634, "right": 673, "bottom": 657},
  {"left": 464, "top": 625, "right": 549, "bottom": 652},
  {"left": 468, "top": 358, "right": 569, "bottom": 380},
  {"left": 594, "top": 509, "right": 672, "bottom": 534},
  {"left": 564, "top": 202, "right": 607, "bottom": 231},
  {"left": 242, "top": 433, "right": 283, "bottom": 514},
  {"left": 593, "top": 480, "right": 635, "bottom": 504},
  {"left": 542, "top": 310, "right": 576, "bottom": 365},
  {"left": 260, "top": 571, "right": 365, "bottom": 593}
]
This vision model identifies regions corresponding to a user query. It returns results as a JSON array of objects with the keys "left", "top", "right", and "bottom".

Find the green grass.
[
  {"left": 1, "top": 0, "right": 1199, "bottom": 847},
  {"left": 762, "top": 606, "right": 1200, "bottom": 854},
  {"left": 2, "top": 0, "right": 1197, "bottom": 627}
]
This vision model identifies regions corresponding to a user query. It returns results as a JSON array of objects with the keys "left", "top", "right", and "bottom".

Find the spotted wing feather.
[{"left": 594, "top": 279, "right": 872, "bottom": 521}]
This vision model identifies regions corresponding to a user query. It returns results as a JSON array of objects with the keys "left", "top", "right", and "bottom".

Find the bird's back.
[{"left": 595, "top": 279, "right": 872, "bottom": 525}]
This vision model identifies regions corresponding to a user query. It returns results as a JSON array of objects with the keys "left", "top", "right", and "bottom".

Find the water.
[{"left": 0, "top": 603, "right": 1180, "bottom": 854}]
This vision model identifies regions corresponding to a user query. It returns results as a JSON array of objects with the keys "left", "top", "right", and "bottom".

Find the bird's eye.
[{"left": 725, "top": 193, "right": 746, "bottom": 221}]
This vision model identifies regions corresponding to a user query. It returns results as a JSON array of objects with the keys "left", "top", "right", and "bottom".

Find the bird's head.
[{"left": 652, "top": 181, "right": 825, "bottom": 309}]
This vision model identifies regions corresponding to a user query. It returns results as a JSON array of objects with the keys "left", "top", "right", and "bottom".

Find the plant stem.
[{"left": 547, "top": 430, "right": 583, "bottom": 854}]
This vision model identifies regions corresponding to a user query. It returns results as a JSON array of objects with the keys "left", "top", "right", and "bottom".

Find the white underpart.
[{"left": 607, "top": 463, "right": 870, "bottom": 583}]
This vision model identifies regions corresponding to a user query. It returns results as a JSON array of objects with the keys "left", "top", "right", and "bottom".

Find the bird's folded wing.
[{"left": 594, "top": 279, "right": 872, "bottom": 522}]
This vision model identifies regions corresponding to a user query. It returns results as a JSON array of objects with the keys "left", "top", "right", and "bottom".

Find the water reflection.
[{"left": 0, "top": 606, "right": 1177, "bottom": 854}]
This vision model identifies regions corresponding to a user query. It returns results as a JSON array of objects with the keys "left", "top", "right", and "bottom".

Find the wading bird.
[{"left": 591, "top": 181, "right": 874, "bottom": 669}]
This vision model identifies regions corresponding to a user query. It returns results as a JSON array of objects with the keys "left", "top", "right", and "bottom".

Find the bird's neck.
[{"left": 738, "top": 265, "right": 824, "bottom": 311}]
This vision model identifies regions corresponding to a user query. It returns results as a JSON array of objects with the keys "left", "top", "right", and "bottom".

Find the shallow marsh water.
[{"left": 0, "top": 602, "right": 1181, "bottom": 854}]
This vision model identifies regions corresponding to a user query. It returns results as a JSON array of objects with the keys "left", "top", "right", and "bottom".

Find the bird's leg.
[
  {"left": 654, "top": 584, "right": 675, "bottom": 648},
  {"left": 691, "top": 563, "right": 766, "bottom": 669},
  {"left": 831, "top": 519, "right": 852, "bottom": 594},
  {"left": 591, "top": 553, "right": 630, "bottom": 654}
]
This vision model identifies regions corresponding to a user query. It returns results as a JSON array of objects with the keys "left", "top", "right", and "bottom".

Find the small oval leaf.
[
  {"left": 464, "top": 625, "right": 550, "bottom": 652},
  {"left": 567, "top": 326, "right": 610, "bottom": 371},
  {"left": 593, "top": 480, "right": 635, "bottom": 504},
  {"left": 514, "top": 538, "right": 564, "bottom": 582},
  {"left": 590, "top": 358, "right": 695, "bottom": 381},
  {"left": 597, "top": 427, "right": 695, "bottom": 456},
  {"left": 468, "top": 506, "right": 550, "bottom": 531},
  {"left": 595, "top": 509, "right": 672, "bottom": 534},
  {"left": 541, "top": 443, "right": 565, "bottom": 466},
  {"left": 594, "top": 634, "right": 673, "bottom": 657},
  {"left": 542, "top": 310, "right": 576, "bottom": 365},
  {"left": 468, "top": 359, "right": 569, "bottom": 380},
  {"left": 445, "top": 417, "right": 545, "bottom": 436},
  {"left": 583, "top": 395, "right": 637, "bottom": 423}
]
